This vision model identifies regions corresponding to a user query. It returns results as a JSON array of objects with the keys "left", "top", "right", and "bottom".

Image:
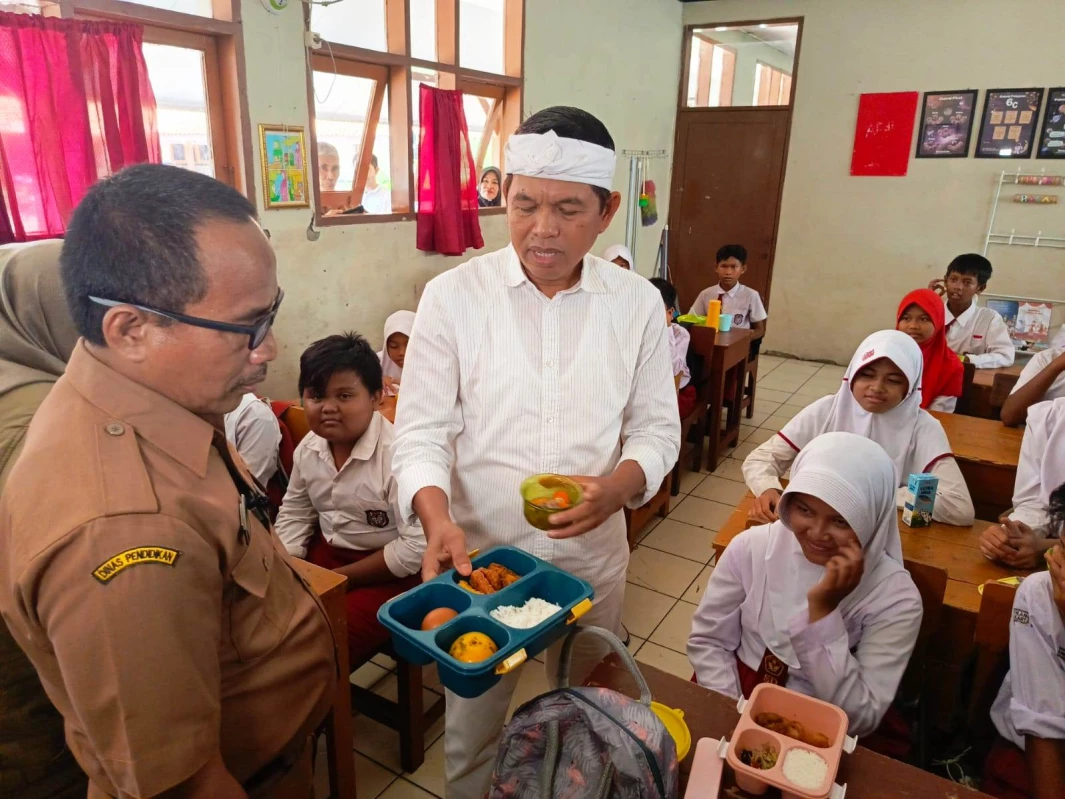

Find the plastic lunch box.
[
  {"left": 377, "top": 546, "right": 594, "bottom": 698},
  {"left": 725, "top": 683, "right": 857, "bottom": 799}
]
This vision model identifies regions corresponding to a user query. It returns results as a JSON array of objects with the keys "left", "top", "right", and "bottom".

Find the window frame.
[
  {"left": 55, "top": 0, "right": 254, "bottom": 194},
  {"left": 306, "top": 0, "right": 524, "bottom": 227}
]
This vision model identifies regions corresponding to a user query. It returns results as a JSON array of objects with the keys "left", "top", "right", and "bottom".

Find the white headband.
[{"left": 504, "top": 130, "right": 616, "bottom": 190}]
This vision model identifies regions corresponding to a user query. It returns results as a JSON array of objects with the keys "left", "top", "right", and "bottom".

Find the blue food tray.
[{"left": 377, "top": 546, "right": 594, "bottom": 698}]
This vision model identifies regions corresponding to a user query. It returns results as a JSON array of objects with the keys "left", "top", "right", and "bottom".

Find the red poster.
[{"left": 850, "top": 91, "right": 919, "bottom": 176}]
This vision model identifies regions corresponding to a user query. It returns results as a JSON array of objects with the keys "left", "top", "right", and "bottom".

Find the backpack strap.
[{"left": 557, "top": 625, "right": 652, "bottom": 704}]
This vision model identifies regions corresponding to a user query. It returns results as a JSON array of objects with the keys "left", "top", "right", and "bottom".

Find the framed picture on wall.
[
  {"left": 915, "top": 90, "right": 976, "bottom": 158},
  {"left": 975, "top": 89, "right": 1044, "bottom": 159},
  {"left": 1037, "top": 88, "right": 1065, "bottom": 159},
  {"left": 258, "top": 124, "right": 310, "bottom": 209}
]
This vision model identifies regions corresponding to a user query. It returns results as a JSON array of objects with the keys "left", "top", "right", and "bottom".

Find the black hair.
[
  {"left": 946, "top": 253, "right": 992, "bottom": 286},
  {"left": 298, "top": 332, "right": 383, "bottom": 398},
  {"left": 60, "top": 163, "right": 258, "bottom": 346},
  {"left": 1049, "top": 482, "right": 1065, "bottom": 537},
  {"left": 649, "top": 277, "right": 678, "bottom": 311},
  {"left": 716, "top": 244, "right": 747, "bottom": 265},
  {"left": 503, "top": 106, "right": 615, "bottom": 211}
]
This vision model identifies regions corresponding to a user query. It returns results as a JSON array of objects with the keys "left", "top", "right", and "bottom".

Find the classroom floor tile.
[
  {"left": 379, "top": 778, "right": 439, "bottom": 799},
  {"left": 506, "top": 662, "right": 553, "bottom": 718},
  {"left": 691, "top": 474, "right": 749, "bottom": 505},
  {"left": 676, "top": 469, "right": 706, "bottom": 495},
  {"left": 641, "top": 518, "right": 715, "bottom": 563},
  {"left": 352, "top": 662, "right": 391, "bottom": 690},
  {"left": 406, "top": 738, "right": 446, "bottom": 797},
  {"left": 622, "top": 582, "right": 678, "bottom": 638},
  {"left": 728, "top": 441, "right": 760, "bottom": 461},
  {"left": 751, "top": 387, "right": 792, "bottom": 405},
  {"left": 648, "top": 601, "right": 699, "bottom": 654},
  {"left": 742, "top": 427, "right": 777, "bottom": 446},
  {"left": 668, "top": 495, "right": 736, "bottom": 532},
  {"left": 708, "top": 458, "right": 746, "bottom": 482},
  {"left": 627, "top": 546, "right": 704, "bottom": 598},
  {"left": 682, "top": 565, "right": 715, "bottom": 604},
  {"left": 635, "top": 642, "right": 694, "bottom": 680}
]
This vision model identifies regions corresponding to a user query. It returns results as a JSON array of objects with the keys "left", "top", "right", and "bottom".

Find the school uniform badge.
[
  {"left": 1012, "top": 608, "right": 1030, "bottom": 626},
  {"left": 365, "top": 509, "right": 390, "bottom": 528},
  {"left": 92, "top": 546, "right": 181, "bottom": 583}
]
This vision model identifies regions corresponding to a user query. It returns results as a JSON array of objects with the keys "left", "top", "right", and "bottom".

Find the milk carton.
[{"left": 901, "top": 473, "right": 939, "bottom": 528}]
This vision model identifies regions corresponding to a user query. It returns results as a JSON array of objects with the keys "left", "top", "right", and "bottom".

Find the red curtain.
[
  {"left": 416, "top": 84, "right": 483, "bottom": 256},
  {"left": 0, "top": 13, "right": 160, "bottom": 243}
]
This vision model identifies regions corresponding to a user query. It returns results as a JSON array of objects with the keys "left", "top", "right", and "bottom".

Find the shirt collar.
[
  {"left": 309, "top": 411, "right": 384, "bottom": 468},
  {"left": 501, "top": 245, "right": 607, "bottom": 294},
  {"left": 944, "top": 300, "right": 976, "bottom": 326},
  {"left": 718, "top": 283, "right": 741, "bottom": 298},
  {"left": 64, "top": 342, "right": 216, "bottom": 478}
]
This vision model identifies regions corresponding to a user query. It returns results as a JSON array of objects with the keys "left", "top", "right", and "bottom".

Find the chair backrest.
[
  {"left": 966, "top": 581, "right": 1017, "bottom": 741},
  {"left": 954, "top": 361, "right": 978, "bottom": 416},
  {"left": 989, "top": 372, "right": 1021, "bottom": 411},
  {"left": 283, "top": 405, "right": 312, "bottom": 446},
  {"left": 900, "top": 560, "right": 948, "bottom": 695}
]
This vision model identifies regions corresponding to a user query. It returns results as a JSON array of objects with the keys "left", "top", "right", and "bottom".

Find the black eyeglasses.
[{"left": 89, "top": 289, "right": 284, "bottom": 350}]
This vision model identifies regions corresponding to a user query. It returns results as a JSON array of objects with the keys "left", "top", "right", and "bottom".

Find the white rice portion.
[
  {"left": 782, "top": 748, "right": 829, "bottom": 790},
  {"left": 490, "top": 597, "right": 562, "bottom": 629}
]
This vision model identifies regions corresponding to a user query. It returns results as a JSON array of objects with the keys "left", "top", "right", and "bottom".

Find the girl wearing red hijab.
[{"left": 897, "top": 288, "right": 965, "bottom": 412}]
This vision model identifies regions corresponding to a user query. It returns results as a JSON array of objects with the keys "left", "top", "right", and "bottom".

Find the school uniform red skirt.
[
  {"left": 307, "top": 534, "right": 421, "bottom": 666},
  {"left": 678, "top": 384, "right": 697, "bottom": 419},
  {"left": 981, "top": 738, "right": 1031, "bottom": 799}
]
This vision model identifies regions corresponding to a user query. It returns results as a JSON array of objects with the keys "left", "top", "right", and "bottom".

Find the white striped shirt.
[{"left": 392, "top": 245, "right": 680, "bottom": 586}]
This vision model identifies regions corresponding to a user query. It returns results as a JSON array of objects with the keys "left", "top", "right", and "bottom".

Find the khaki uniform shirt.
[{"left": 0, "top": 344, "right": 336, "bottom": 798}]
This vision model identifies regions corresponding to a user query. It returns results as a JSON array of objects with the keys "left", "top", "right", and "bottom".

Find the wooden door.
[{"left": 668, "top": 108, "right": 790, "bottom": 312}]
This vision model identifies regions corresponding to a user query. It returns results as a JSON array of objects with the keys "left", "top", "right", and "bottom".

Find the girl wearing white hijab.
[
  {"left": 743, "top": 330, "right": 974, "bottom": 526},
  {"left": 689, "top": 432, "right": 923, "bottom": 737},
  {"left": 602, "top": 243, "right": 633, "bottom": 270},
  {"left": 979, "top": 397, "right": 1065, "bottom": 569},
  {"left": 378, "top": 310, "right": 415, "bottom": 396}
]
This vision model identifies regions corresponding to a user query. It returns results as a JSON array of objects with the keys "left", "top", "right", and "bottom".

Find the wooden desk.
[
  {"left": 586, "top": 657, "right": 992, "bottom": 798},
  {"left": 966, "top": 364, "right": 1023, "bottom": 419},
  {"left": 929, "top": 410, "right": 1022, "bottom": 521},
  {"left": 291, "top": 559, "right": 356, "bottom": 799},
  {"left": 689, "top": 327, "right": 752, "bottom": 471}
]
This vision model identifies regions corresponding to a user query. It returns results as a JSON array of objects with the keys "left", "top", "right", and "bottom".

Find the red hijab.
[{"left": 896, "top": 288, "right": 964, "bottom": 409}]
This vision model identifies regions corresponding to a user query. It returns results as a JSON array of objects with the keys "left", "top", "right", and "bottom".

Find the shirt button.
[
  {"left": 105, "top": 422, "right": 125, "bottom": 436},
  {"left": 546, "top": 417, "right": 554, "bottom": 424}
]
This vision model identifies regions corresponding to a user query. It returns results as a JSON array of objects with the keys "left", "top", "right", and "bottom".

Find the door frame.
[{"left": 669, "top": 16, "right": 804, "bottom": 310}]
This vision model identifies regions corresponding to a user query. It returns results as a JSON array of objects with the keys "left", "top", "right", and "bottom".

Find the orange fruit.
[{"left": 448, "top": 632, "right": 498, "bottom": 663}]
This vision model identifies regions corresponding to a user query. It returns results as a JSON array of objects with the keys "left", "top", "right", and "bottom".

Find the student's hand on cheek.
[
  {"left": 748, "top": 490, "right": 781, "bottom": 525},
  {"left": 807, "top": 539, "right": 864, "bottom": 623},
  {"left": 927, "top": 278, "right": 946, "bottom": 295}
]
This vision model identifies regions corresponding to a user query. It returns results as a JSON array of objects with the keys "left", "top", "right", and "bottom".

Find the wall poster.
[
  {"left": 976, "top": 89, "right": 1044, "bottom": 158},
  {"left": 1038, "top": 88, "right": 1065, "bottom": 159},
  {"left": 916, "top": 90, "right": 976, "bottom": 158}
]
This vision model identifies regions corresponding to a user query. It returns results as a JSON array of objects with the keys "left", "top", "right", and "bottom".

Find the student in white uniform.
[
  {"left": 391, "top": 106, "right": 680, "bottom": 799},
  {"left": 688, "top": 244, "right": 767, "bottom": 338},
  {"left": 1000, "top": 346, "right": 1065, "bottom": 427},
  {"left": 277, "top": 333, "right": 425, "bottom": 665},
  {"left": 602, "top": 243, "right": 633, "bottom": 270},
  {"left": 377, "top": 309, "right": 414, "bottom": 397},
  {"left": 930, "top": 253, "right": 1014, "bottom": 368},
  {"left": 689, "top": 432, "right": 923, "bottom": 738},
  {"left": 984, "top": 482, "right": 1065, "bottom": 799},
  {"left": 743, "top": 330, "right": 975, "bottom": 526},
  {"left": 979, "top": 397, "right": 1065, "bottom": 569},
  {"left": 223, "top": 392, "right": 281, "bottom": 486}
]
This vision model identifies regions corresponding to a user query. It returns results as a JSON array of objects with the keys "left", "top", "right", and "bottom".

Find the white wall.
[
  {"left": 241, "top": 0, "right": 682, "bottom": 397},
  {"left": 684, "top": 0, "right": 1065, "bottom": 365}
]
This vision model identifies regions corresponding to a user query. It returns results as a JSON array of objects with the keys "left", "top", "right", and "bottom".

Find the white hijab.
[
  {"left": 756, "top": 432, "right": 908, "bottom": 667},
  {"left": 378, "top": 310, "right": 415, "bottom": 381},
  {"left": 778, "top": 329, "right": 952, "bottom": 486},
  {"left": 602, "top": 244, "right": 633, "bottom": 269}
]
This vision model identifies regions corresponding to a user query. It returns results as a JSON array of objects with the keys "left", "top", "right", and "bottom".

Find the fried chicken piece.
[
  {"left": 803, "top": 731, "right": 831, "bottom": 748},
  {"left": 469, "top": 569, "right": 495, "bottom": 594},
  {"left": 499, "top": 568, "right": 520, "bottom": 587},
  {"left": 755, "top": 713, "right": 783, "bottom": 728}
]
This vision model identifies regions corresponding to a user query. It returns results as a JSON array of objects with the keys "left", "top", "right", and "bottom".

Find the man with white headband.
[{"left": 392, "top": 106, "right": 680, "bottom": 798}]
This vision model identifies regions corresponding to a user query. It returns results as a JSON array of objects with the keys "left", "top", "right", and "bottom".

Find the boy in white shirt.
[
  {"left": 688, "top": 244, "right": 767, "bottom": 340},
  {"left": 276, "top": 333, "right": 425, "bottom": 665},
  {"left": 650, "top": 277, "right": 695, "bottom": 417},
  {"left": 929, "top": 253, "right": 1014, "bottom": 369},
  {"left": 224, "top": 392, "right": 281, "bottom": 487},
  {"left": 1001, "top": 347, "right": 1065, "bottom": 427}
]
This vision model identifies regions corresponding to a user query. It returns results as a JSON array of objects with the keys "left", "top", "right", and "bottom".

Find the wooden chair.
[
  {"left": 965, "top": 581, "right": 1017, "bottom": 758},
  {"left": 351, "top": 645, "right": 446, "bottom": 772},
  {"left": 280, "top": 403, "right": 443, "bottom": 773},
  {"left": 672, "top": 330, "right": 712, "bottom": 496},
  {"left": 741, "top": 337, "right": 762, "bottom": 420},
  {"left": 989, "top": 371, "right": 1021, "bottom": 420},
  {"left": 900, "top": 560, "right": 948, "bottom": 767},
  {"left": 625, "top": 474, "right": 672, "bottom": 550},
  {"left": 954, "top": 361, "right": 978, "bottom": 416}
]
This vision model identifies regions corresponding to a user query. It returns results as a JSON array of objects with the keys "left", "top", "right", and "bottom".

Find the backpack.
[{"left": 488, "top": 626, "right": 679, "bottom": 799}]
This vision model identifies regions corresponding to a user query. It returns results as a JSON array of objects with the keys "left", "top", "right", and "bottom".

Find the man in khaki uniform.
[{"left": 0, "top": 164, "right": 336, "bottom": 799}]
